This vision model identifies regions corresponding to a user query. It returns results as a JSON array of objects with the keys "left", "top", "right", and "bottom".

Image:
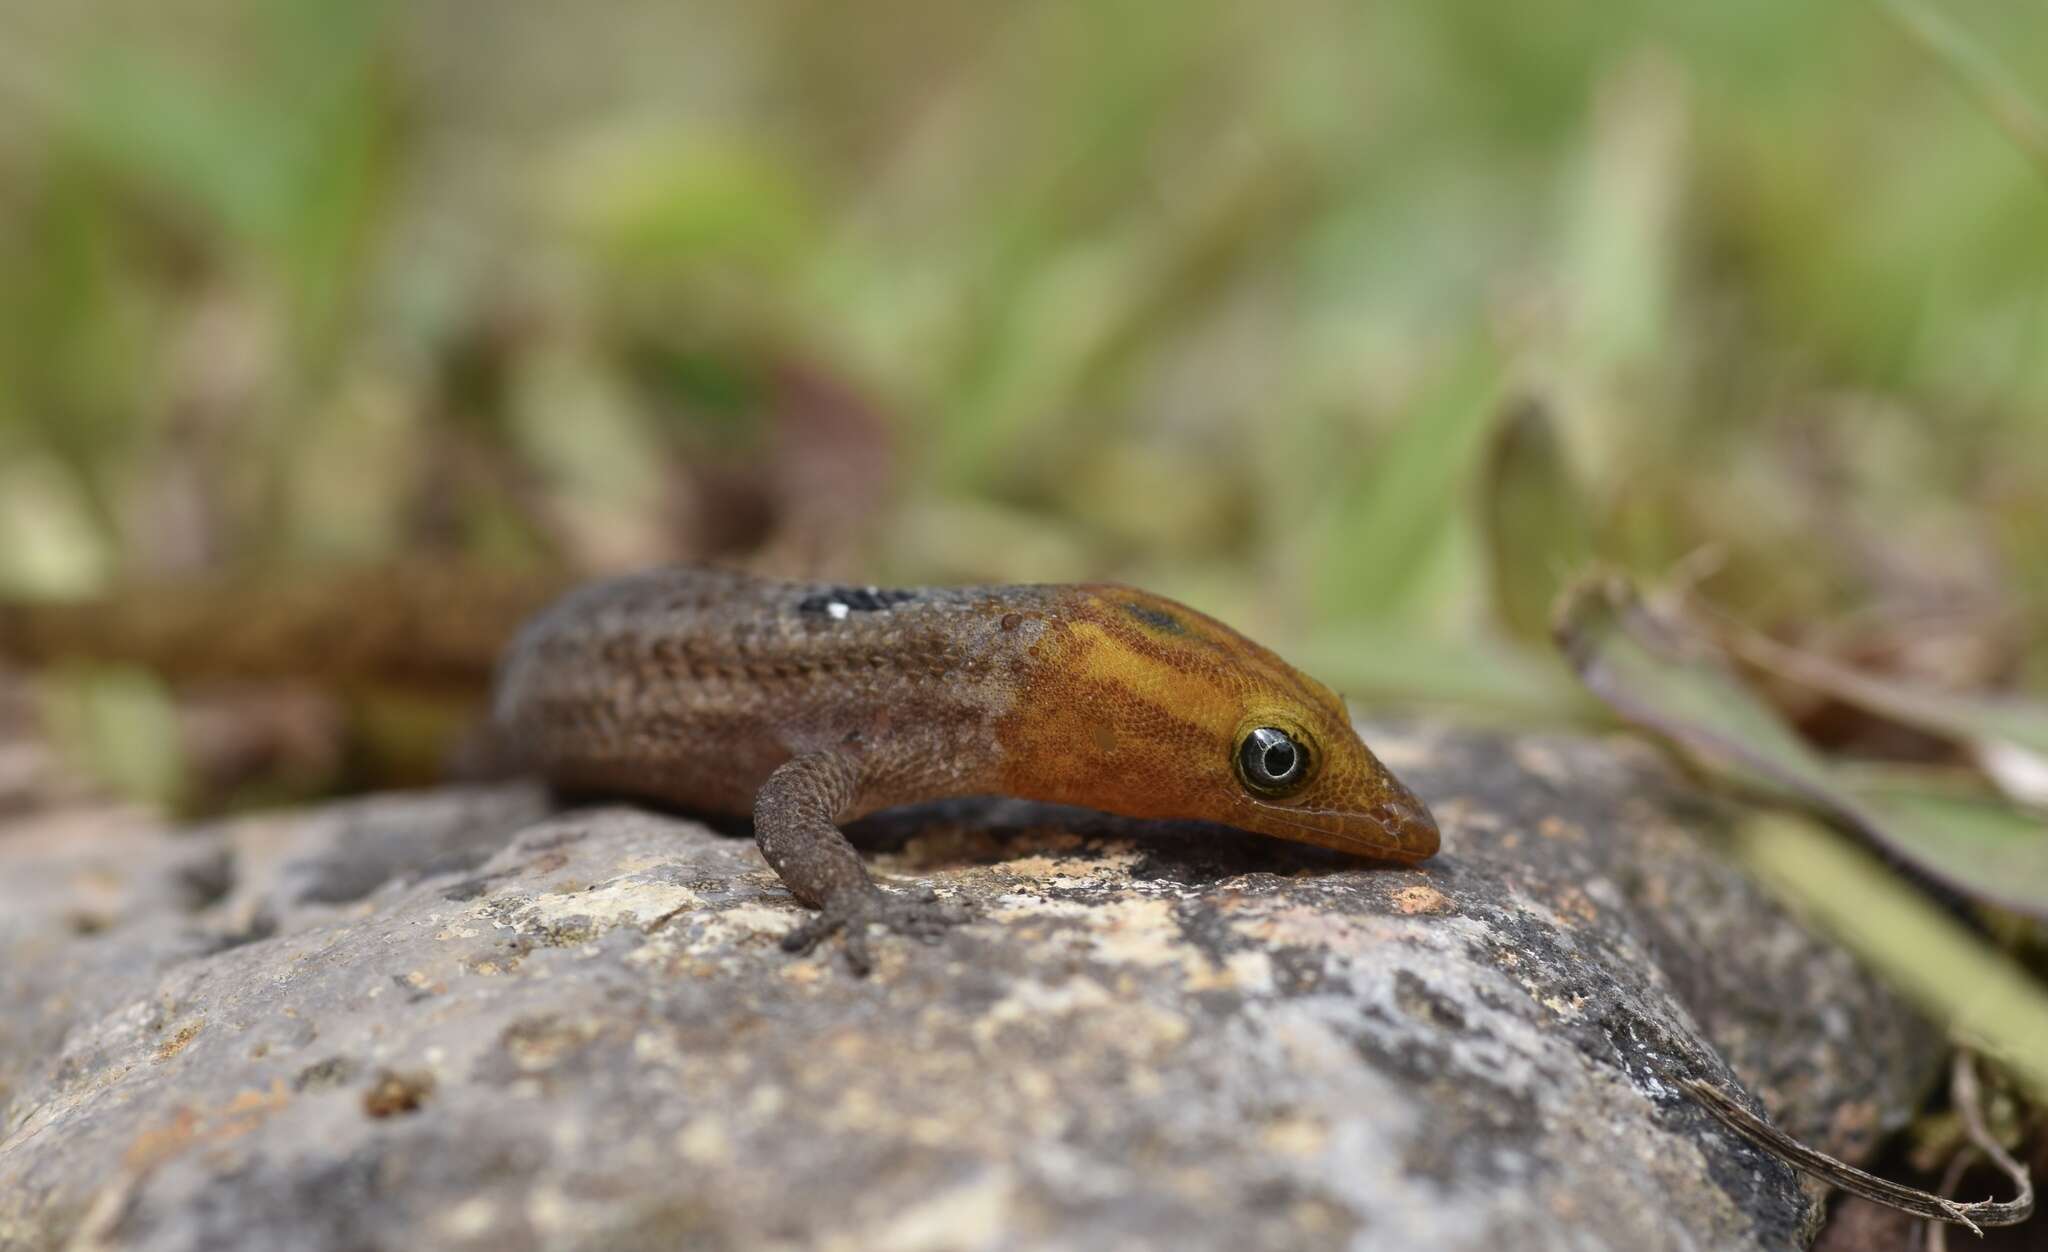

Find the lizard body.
[{"left": 493, "top": 566, "right": 1439, "bottom": 969}]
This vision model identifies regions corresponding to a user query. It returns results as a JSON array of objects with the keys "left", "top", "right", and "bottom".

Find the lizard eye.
[{"left": 1237, "top": 726, "right": 1308, "bottom": 795}]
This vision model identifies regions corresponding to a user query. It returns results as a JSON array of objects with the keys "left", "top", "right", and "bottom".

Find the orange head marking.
[{"left": 997, "top": 586, "right": 1439, "bottom": 862}]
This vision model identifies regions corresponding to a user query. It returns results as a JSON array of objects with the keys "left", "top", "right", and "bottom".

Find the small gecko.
[{"left": 493, "top": 567, "right": 1439, "bottom": 971}]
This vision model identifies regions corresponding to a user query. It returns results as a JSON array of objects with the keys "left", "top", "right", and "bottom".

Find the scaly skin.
[{"left": 493, "top": 567, "right": 1439, "bottom": 971}]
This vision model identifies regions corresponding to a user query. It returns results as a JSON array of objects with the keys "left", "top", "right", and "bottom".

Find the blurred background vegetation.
[{"left": 0, "top": 0, "right": 2043, "bottom": 805}]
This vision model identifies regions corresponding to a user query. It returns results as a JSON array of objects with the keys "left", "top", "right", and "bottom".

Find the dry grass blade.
[
  {"left": 1553, "top": 572, "right": 2048, "bottom": 920},
  {"left": 1706, "top": 611, "right": 2048, "bottom": 807},
  {"left": 1926, "top": 1052, "right": 2037, "bottom": 1250},
  {"left": 1681, "top": 1067, "right": 2033, "bottom": 1236}
]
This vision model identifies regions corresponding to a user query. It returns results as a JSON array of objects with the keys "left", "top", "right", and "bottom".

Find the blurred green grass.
[{"left": 0, "top": 0, "right": 2043, "bottom": 713}]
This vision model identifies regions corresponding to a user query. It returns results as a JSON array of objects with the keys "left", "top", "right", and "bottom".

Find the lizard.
[{"left": 492, "top": 566, "right": 1441, "bottom": 972}]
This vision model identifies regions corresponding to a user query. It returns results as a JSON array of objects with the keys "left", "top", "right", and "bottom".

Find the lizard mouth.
[{"left": 1238, "top": 785, "right": 1440, "bottom": 863}]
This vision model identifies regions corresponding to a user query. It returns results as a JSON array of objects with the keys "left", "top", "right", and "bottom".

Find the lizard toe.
[
  {"left": 788, "top": 887, "right": 969, "bottom": 974},
  {"left": 780, "top": 911, "right": 846, "bottom": 955}
]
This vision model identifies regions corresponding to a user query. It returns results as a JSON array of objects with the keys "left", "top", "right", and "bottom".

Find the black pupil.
[{"left": 1262, "top": 740, "right": 1296, "bottom": 779}]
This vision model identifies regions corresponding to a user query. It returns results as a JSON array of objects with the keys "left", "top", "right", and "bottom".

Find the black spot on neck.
[
  {"left": 1124, "top": 601, "right": 1184, "bottom": 634},
  {"left": 798, "top": 586, "right": 921, "bottom": 617}
]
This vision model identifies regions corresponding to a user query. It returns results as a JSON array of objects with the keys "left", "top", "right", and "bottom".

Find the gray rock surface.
[{"left": 0, "top": 722, "right": 1939, "bottom": 1252}]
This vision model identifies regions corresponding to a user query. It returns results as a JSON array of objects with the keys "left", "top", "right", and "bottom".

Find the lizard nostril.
[
  {"left": 1395, "top": 801, "right": 1440, "bottom": 856},
  {"left": 1368, "top": 792, "right": 1440, "bottom": 858}
]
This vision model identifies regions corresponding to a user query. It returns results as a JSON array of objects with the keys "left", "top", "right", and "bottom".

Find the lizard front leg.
[{"left": 754, "top": 752, "right": 967, "bottom": 973}]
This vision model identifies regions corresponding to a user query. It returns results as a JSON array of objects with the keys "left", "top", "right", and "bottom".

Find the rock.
[{"left": 0, "top": 723, "right": 1940, "bottom": 1252}]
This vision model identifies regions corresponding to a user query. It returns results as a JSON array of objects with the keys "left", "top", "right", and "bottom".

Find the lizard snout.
[{"left": 1369, "top": 785, "right": 1440, "bottom": 861}]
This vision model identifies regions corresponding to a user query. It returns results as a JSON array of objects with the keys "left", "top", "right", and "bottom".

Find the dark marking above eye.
[
  {"left": 798, "top": 586, "right": 920, "bottom": 618},
  {"left": 1123, "top": 602, "right": 1184, "bottom": 634}
]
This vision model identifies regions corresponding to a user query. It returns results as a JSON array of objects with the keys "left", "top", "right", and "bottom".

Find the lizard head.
[{"left": 996, "top": 585, "right": 1439, "bottom": 863}]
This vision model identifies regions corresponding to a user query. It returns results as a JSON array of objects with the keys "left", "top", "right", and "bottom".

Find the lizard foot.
[{"left": 781, "top": 886, "right": 971, "bottom": 975}]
